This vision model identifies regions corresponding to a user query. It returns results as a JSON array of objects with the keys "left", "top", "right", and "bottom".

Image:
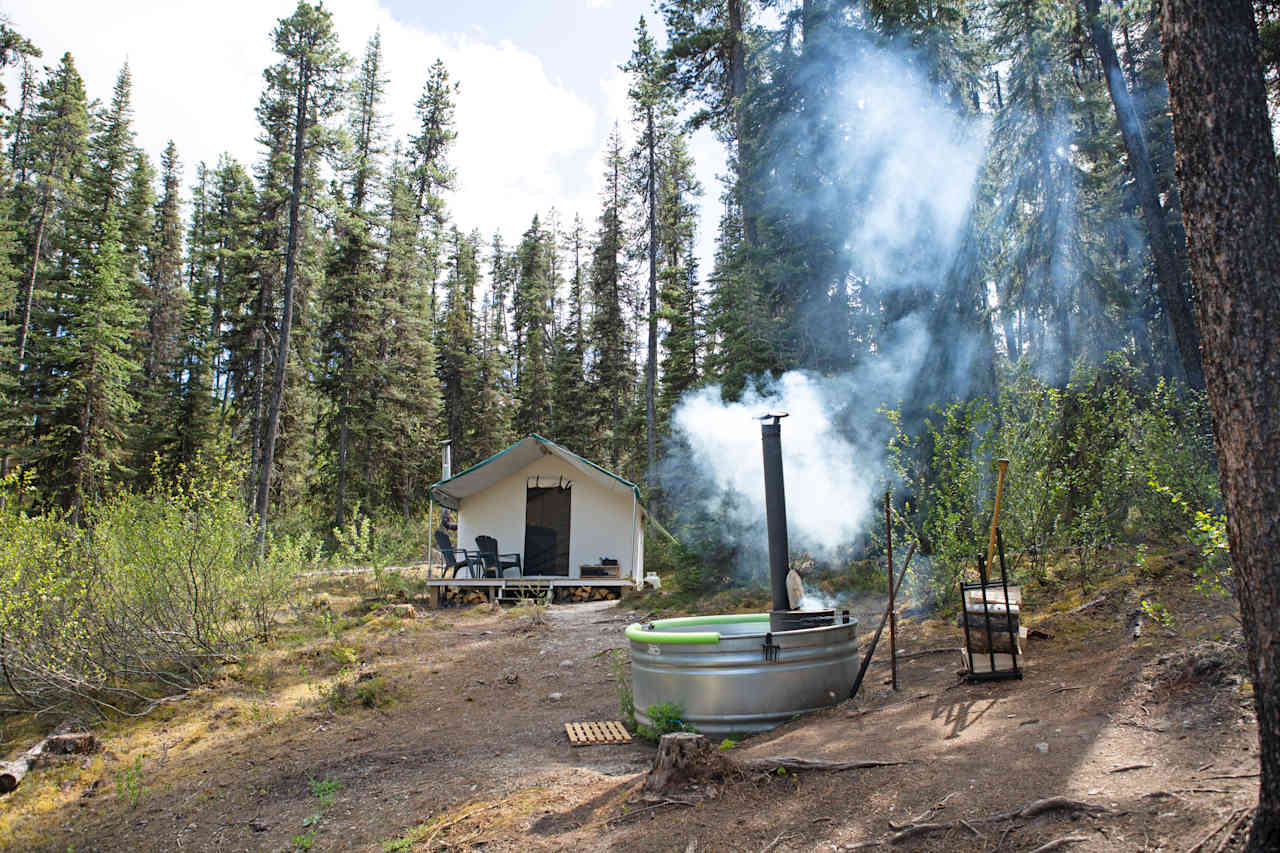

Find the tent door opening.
[{"left": 524, "top": 480, "right": 571, "bottom": 576}]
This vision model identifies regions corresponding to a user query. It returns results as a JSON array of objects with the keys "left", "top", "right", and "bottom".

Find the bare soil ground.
[{"left": 0, "top": 557, "right": 1258, "bottom": 853}]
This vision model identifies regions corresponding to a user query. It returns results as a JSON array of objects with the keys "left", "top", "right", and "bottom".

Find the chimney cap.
[{"left": 757, "top": 411, "right": 789, "bottom": 424}]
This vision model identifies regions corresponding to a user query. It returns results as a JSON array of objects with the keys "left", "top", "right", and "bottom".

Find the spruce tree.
[
  {"left": 144, "top": 141, "right": 184, "bottom": 380},
  {"left": 436, "top": 226, "right": 480, "bottom": 465},
  {"left": 548, "top": 215, "right": 589, "bottom": 449},
  {"left": 655, "top": 131, "right": 702, "bottom": 429},
  {"left": 378, "top": 152, "right": 444, "bottom": 513},
  {"left": 320, "top": 32, "right": 384, "bottom": 527},
  {"left": 39, "top": 209, "right": 139, "bottom": 520},
  {"left": 16, "top": 53, "right": 88, "bottom": 370},
  {"left": 623, "top": 15, "right": 673, "bottom": 480},
  {"left": 587, "top": 129, "right": 633, "bottom": 468},
  {"left": 513, "top": 215, "right": 553, "bottom": 435},
  {"left": 253, "top": 1, "right": 348, "bottom": 542}
]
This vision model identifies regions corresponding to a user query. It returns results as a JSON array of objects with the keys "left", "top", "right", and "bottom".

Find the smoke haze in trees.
[{"left": 659, "top": 28, "right": 989, "bottom": 576}]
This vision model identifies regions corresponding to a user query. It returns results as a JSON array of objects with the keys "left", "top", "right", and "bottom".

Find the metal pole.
[
  {"left": 760, "top": 413, "right": 791, "bottom": 616},
  {"left": 886, "top": 490, "right": 898, "bottom": 691}
]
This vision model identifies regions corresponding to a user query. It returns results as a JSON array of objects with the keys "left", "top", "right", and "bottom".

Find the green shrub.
[
  {"left": 0, "top": 455, "right": 305, "bottom": 717},
  {"left": 637, "top": 701, "right": 695, "bottom": 741},
  {"left": 888, "top": 361, "right": 1220, "bottom": 605},
  {"left": 321, "top": 675, "right": 392, "bottom": 710}
]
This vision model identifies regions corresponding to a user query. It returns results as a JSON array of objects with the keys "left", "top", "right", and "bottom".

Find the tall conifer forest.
[{"left": 0, "top": 0, "right": 1275, "bottom": 542}]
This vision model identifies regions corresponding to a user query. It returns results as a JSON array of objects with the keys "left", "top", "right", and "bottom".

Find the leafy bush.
[
  {"left": 889, "top": 362, "right": 1220, "bottom": 604},
  {"left": 637, "top": 701, "right": 696, "bottom": 741},
  {"left": 321, "top": 674, "right": 393, "bottom": 710},
  {"left": 0, "top": 456, "right": 306, "bottom": 717}
]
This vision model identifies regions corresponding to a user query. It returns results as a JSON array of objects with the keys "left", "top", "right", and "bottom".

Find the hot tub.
[{"left": 626, "top": 613, "right": 859, "bottom": 736}]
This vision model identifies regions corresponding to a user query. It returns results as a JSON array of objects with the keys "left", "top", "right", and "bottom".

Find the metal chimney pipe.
[
  {"left": 759, "top": 413, "right": 791, "bottom": 616},
  {"left": 441, "top": 440, "right": 453, "bottom": 480}
]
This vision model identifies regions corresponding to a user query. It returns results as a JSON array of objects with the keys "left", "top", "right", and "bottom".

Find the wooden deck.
[{"left": 421, "top": 575, "right": 634, "bottom": 607}]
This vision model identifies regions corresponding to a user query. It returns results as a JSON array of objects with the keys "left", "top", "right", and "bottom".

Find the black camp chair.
[
  {"left": 434, "top": 529, "right": 480, "bottom": 579},
  {"left": 474, "top": 535, "right": 522, "bottom": 579}
]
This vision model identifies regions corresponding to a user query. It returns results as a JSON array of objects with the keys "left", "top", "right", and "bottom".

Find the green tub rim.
[{"left": 624, "top": 612, "right": 770, "bottom": 645}]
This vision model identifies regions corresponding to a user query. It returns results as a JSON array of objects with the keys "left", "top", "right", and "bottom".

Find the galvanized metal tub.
[{"left": 626, "top": 613, "right": 859, "bottom": 737}]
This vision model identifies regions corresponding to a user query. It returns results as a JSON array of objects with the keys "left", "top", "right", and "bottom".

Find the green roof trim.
[{"left": 428, "top": 433, "right": 646, "bottom": 511}]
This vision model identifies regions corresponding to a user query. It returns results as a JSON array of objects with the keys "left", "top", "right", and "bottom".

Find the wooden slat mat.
[{"left": 565, "top": 721, "right": 632, "bottom": 746}]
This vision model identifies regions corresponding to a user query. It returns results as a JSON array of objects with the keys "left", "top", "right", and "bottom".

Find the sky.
[{"left": 4, "top": 0, "right": 724, "bottom": 274}]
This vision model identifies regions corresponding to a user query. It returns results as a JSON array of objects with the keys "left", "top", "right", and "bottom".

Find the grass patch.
[{"left": 320, "top": 674, "right": 394, "bottom": 711}]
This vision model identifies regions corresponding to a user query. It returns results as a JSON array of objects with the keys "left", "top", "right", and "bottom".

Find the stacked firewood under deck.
[{"left": 422, "top": 577, "right": 629, "bottom": 607}]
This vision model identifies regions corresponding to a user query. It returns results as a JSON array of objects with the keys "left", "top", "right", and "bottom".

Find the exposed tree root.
[
  {"left": 1027, "top": 836, "right": 1089, "bottom": 853},
  {"left": 885, "top": 796, "right": 1109, "bottom": 845},
  {"left": 739, "top": 757, "right": 913, "bottom": 774}
]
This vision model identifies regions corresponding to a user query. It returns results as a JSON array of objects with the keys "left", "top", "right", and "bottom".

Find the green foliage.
[
  {"left": 1140, "top": 598, "right": 1173, "bottom": 627},
  {"left": 607, "top": 649, "right": 634, "bottom": 725},
  {"left": 636, "top": 701, "right": 695, "bottom": 741},
  {"left": 114, "top": 755, "right": 148, "bottom": 808},
  {"left": 1149, "top": 478, "right": 1231, "bottom": 598},
  {"left": 0, "top": 456, "right": 304, "bottom": 717},
  {"left": 309, "top": 776, "right": 342, "bottom": 806},
  {"left": 889, "top": 364, "right": 1219, "bottom": 605},
  {"left": 321, "top": 674, "right": 392, "bottom": 711}
]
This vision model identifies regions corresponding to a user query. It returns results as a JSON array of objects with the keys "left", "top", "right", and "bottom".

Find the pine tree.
[
  {"left": 587, "top": 129, "right": 633, "bottom": 468},
  {"left": 39, "top": 209, "right": 139, "bottom": 520},
  {"left": 197, "top": 155, "right": 257, "bottom": 414},
  {"left": 144, "top": 141, "right": 184, "bottom": 380},
  {"left": 320, "top": 32, "right": 385, "bottom": 527},
  {"left": 655, "top": 131, "right": 702, "bottom": 429},
  {"left": 15, "top": 53, "right": 88, "bottom": 370},
  {"left": 378, "top": 152, "right": 443, "bottom": 513},
  {"left": 513, "top": 215, "right": 553, "bottom": 435},
  {"left": 548, "top": 215, "right": 589, "bottom": 449},
  {"left": 623, "top": 15, "right": 674, "bottom": 480},
  {"left": 408, "top": 59, "right": 457, "bottom": 232},
  {"left": 253, "top": 1, "right": 349, "bottom": 542},
  {"left": 436, "top": 226, "right": 480, "bottom": 465}
]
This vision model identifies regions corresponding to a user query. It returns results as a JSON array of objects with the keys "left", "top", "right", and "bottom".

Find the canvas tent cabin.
[{"left": 428, "top": 434, "right": 646, "bottom": 592}]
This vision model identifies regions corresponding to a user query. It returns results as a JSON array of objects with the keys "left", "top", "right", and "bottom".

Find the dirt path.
[{"left": 1, "top": 574, "right": 1260, "bottom": 853}]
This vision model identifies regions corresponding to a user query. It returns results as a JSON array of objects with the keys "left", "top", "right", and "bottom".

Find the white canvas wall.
[{"left": 457, "top": 452, "right": 643, "bottom": 582}]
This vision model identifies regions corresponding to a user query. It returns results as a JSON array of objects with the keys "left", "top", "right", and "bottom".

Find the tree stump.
[{"left": 643, "top": 733, "right": 732, "bottom": 797}]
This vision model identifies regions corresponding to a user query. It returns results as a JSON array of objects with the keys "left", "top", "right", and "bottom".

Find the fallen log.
[{"left": 0, "top": 732, "right": 96, "bottom": 795}]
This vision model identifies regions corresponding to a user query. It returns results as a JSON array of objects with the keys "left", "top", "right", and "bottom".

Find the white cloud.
[{"left": 5, "top": 0, "right": 601, "bottom": 247}]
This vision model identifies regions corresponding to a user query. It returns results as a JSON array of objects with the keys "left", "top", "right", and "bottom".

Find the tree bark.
[
  {"left": 1083, "top": 0, "right": 1205, "bottom": 389},
  {"left": 645, "top": 103, "right": 658, "bottom": 482},
  {"left": 1160, "top": 2, "right": 1280, "bottom": 849},
  {"left": 16, "top": 193, "right": 49, "bottom": 369},
  {"left": 255, "top": 55, "right": 311, "bottom": 551},
  {"left": 727, "top": 0, "right": 756, "bottom": 248}
]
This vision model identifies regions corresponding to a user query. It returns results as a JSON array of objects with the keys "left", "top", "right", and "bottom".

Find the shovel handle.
[{"left": 985, "top": 459, "right": 1010, "bottom": 573}]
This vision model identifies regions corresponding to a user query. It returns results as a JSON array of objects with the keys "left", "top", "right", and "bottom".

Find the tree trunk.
[
  {"left": 728, "top": 0, "right": 755, "bottom": 249},
  {"left": 335, "top": 402, "right": 348, "bottom": 529},
  {"left": 1160, "top": 2, "right": 1280, "bottom": 849},
  {"left": 255, "top": 57, "right": 311, "bottom": 551},
  {"left": 1083, "top": 0, "right": 1205, "bottom": 389},
  {"left": 645, "top": 104, "right": 658, "bottom": 482},
  {"left": 16, "top": 193, "right": 49, "bottom": 369}
]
